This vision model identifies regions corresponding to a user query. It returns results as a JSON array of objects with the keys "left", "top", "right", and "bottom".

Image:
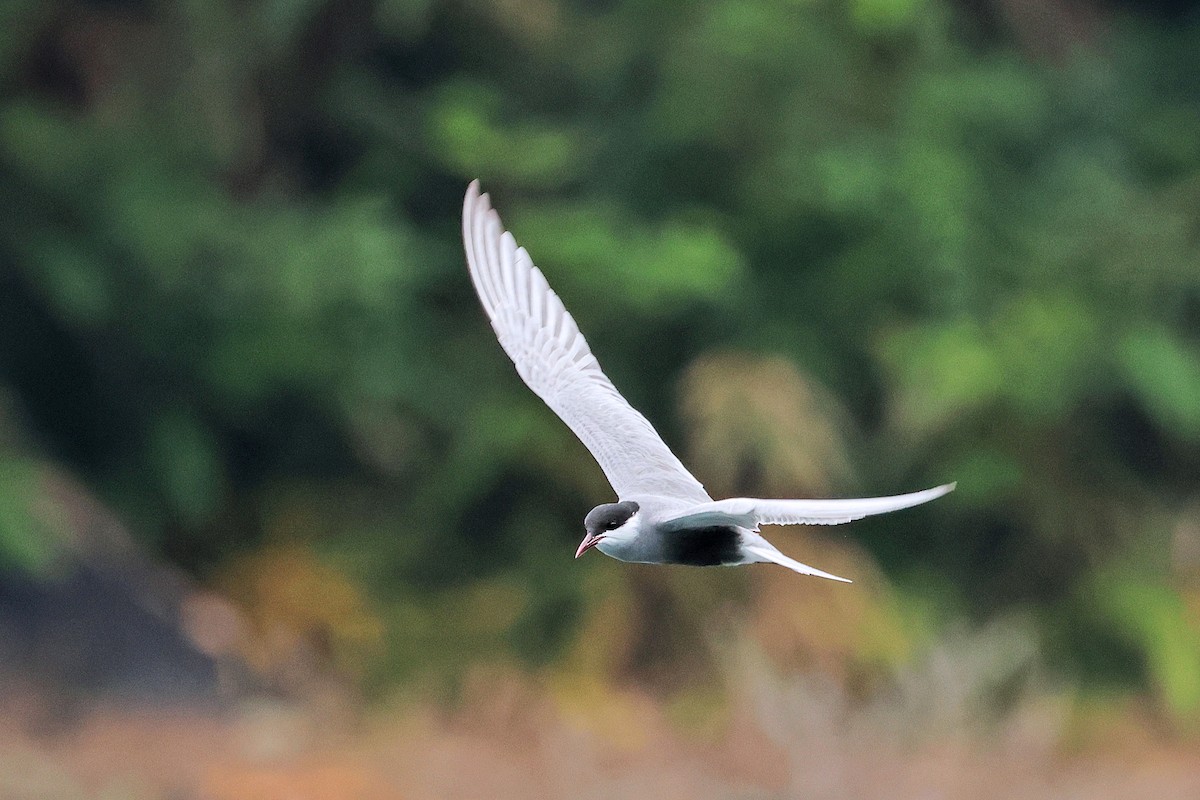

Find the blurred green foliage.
[{"left": 0, "top": 0, "right": 1199, "bottom": 719}]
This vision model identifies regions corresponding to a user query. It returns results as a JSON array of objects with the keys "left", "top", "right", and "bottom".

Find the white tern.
[{"left": 463, "top": 180, "right": 954, "bottom": 582}]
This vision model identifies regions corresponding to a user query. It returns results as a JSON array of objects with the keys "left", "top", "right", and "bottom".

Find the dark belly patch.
[{"left": 665, "top": 526, "right": 742, "bottom": 566}]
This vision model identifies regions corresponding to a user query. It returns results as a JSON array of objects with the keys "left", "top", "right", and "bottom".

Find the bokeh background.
[{"left": 2, "top": 0, "right": 1200, "bottom": 797}]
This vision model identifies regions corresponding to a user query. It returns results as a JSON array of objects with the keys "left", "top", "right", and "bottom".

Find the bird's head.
[{"left": 576, "top": 501, "right": 640, "bottom": 558}]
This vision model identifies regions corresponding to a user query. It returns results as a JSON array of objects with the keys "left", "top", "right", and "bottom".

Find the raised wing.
[
  {"left": 660, "top": 483, "right": 955, "bottom": 531},
  {"left": 463, "top": 181, "right": 711, "bottom": 504}
]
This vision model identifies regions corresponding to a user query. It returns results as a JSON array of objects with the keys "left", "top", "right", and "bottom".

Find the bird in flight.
[{"left": 462, "top": 181, "right": 954, "bottom": 582}]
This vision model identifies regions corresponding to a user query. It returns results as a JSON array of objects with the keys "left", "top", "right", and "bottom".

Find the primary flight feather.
[{"left": 463, "top": 180, "right": 953, "bottom": 582}]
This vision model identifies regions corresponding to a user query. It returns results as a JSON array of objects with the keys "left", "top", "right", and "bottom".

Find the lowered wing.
[{"left": 660, "top": 483, "right": 955, "bottom": 531}]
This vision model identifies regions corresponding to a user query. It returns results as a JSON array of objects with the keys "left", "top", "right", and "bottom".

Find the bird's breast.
[{"left": 662, "top": 525, "right": 743, "bottom": 566}]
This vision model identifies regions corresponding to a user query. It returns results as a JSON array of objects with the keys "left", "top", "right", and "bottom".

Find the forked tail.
[{"left": 743, "top": 543, "right": 852, "bottom": 583}]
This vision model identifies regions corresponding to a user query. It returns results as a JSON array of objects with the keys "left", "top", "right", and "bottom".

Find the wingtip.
[
  {"left": 463, "top": 179, "right": 481, "bottom": 219},
  {"left": 464, "top": 179, "right": 486, "bottom": 214},
  {"left": 916, "top": 482, "right": 956, "bottom": 501},
  {"left": 907, "top": 481, "right": 955, "bottom": 508}
]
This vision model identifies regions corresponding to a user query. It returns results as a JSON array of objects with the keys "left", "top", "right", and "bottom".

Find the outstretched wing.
[
  {"left": 463, "top": 180, "right": 710, "bottom": 504},
  {"left": 660, "top": 483, "right": 955, "bottom": 531}
]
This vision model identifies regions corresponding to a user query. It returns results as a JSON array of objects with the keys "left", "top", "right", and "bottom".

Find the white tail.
[{"left": 743, "top": 543, "right": 852, "bottom": 584}]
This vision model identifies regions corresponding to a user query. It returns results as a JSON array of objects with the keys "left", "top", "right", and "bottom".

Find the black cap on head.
[{"left": 584, "top": 501, "right": 640, "bottom": 535}]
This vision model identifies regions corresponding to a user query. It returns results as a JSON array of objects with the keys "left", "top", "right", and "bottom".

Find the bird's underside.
[
  {"left": 663, "top": 525, "right": 743, "bottom": 567},
  {"left": 462, "top": 179, "right": 955, "bottom": 582}
]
